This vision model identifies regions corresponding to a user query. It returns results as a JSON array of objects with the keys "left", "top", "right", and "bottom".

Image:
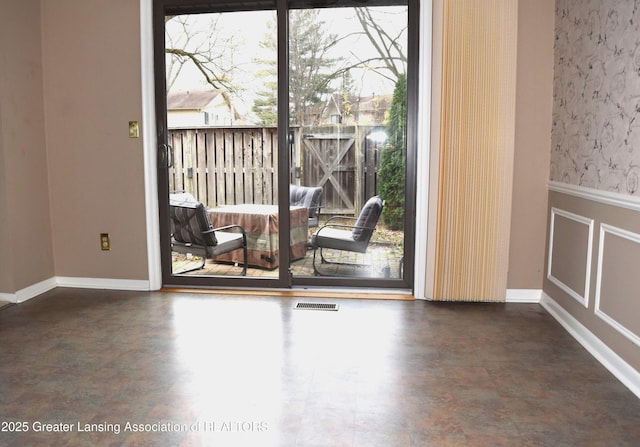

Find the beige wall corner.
[
  {"left": 0, "top": 98, "right": 12, "bottom": 294},
  {"left": 0, "top": 0, "right": 55, "bottom": 293},
  {"left": 508, "top": 0, "right": 554, "bottom": 289},
  {"left": 42, "top": 0, "right": 148, "bottom": 281}
]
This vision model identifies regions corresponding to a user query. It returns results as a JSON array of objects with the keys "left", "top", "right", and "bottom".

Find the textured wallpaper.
[{"left": 551, "top": 0, "right": 640, "bottom": 195}]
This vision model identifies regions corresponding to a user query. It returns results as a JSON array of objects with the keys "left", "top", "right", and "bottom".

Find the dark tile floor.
[{"left": 0, "top": 288, "right": 638, "bottom": 446}]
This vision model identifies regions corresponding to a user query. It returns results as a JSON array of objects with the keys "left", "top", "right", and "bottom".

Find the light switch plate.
[{"left": 128, "top": 121, "right": 140, "bottom": 138}]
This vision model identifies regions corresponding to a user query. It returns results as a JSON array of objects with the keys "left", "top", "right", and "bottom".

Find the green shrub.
[{"left": 378, "top": 74, "right": 406, "bottom": 230}]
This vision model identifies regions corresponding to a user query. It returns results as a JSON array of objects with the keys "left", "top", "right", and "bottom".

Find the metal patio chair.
[
  {"left": 169, "top": 194, "right": 247, "bottom": 275},
  {"left": 310, "top": 195, "right": 384, "bottom": 276},
  {"left": 290, "top": 184, "right": 323, "bottom": 227}
]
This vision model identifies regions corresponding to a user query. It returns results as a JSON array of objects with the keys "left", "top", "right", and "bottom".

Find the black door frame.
[{"left": 153, "top": 0, "right": 418, "bottom": 291}]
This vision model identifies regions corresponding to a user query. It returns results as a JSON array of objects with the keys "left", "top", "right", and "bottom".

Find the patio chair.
[
  {"left": 290, "top": 184, "right": 323, "bottom": 227},
  {"left": 169, "top": 195, "right": 247, "bottom": 275},
  {"left": 310, "top": 195, "right": 384, "bottom": 276}
]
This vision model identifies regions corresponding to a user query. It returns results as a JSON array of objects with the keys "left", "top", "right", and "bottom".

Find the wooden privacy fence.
[
  {"left": 168, "top": 125, "right": 386, "bottom": 215},
  {"left": 168, "top": 126, "right": 278, "bottom": 207}
]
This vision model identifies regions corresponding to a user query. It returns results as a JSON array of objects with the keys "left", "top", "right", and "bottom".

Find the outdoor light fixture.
[{"left": 366, "top": 130, "right": 387, "bottom": 144}]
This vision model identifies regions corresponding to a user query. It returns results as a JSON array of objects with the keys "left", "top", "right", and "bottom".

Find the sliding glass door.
[
  {"left": 154, "top": 0, "right": 417, "bottom": 290},
  {"left": 163, "top": 9, "right": 284, "bottom": 281},
  {"left": 287, "top": 5, "right": 412, "bottom": 287}
]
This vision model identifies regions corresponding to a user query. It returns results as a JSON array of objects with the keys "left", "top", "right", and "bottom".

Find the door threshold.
[{"left": 161, "top": 286, "right": 414, "bottom": 301}]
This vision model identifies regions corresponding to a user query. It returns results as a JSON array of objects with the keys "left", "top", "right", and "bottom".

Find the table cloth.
[{"left": 209, "top": 204, "right": 308, "bottom": 269}]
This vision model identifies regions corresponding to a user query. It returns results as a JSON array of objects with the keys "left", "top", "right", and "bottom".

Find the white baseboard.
[
  {"left": 506, "top": 289, "right": 542, "bottom": 303},
  {"left": 541, "top": 292, "right": 640, "bottom": 399},
  {"left": 2, "top": 276, "right": 151, "bottom": 304},
  {"left": 16, "top": 278, "right": 58, "bottom": 303},
  {"left": 56, "top": 277, "right": 151, "bottom": 291},
  {"left": 0, "top": 292, "right": 17, "bottom": 303},
  {"left": 0, "top": 278, "right": 58, "bottom": 304}
]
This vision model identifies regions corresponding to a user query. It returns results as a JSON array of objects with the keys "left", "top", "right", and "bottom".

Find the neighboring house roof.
[
  {"left": 319, "top": 93, "right": 392, "bottom": 124},
  {"left": 167, "top": 90, "right": 222, "bottom": 111},
  {"left": 327, "top": 93, "right": 392, "bottom": 113},
  {"left": 353, "top": 94, "right": 392, "bottom": 114}
]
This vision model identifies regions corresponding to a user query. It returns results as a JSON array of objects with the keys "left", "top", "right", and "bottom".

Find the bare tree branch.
[
  {"left": 165, "top": 15, "right": 243, "bottom": 119},
  {"left": 353, "top": 7, "right": 407, "bottom": 79},
  {"left": 165, "top": 48, "right": 229, "bottom": 90},
  {"left": 165, "top": 15, "right": 240, "bottom": 93}
]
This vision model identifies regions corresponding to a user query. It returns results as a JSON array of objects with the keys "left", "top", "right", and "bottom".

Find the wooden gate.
[
  {"left": 300, "top": 126, "right": 356, "bottom": 215},
  {"left": 297, "top": 125, "right": 384, "bottom": 216}
]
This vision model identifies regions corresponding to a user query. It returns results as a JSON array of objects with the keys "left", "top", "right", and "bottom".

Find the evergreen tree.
[
  {"left": 378, "top": 73, "right": 406, "bottom": 230},
  {"left": 288, "top": 10, "right": 341, "bottom": 125},
  {"left": 340, "top": 71, "right": 356, "bottom": 122},
  {"left": 252, "top": 21, "right": 278, "bottom": 125},
  {"left": 252, "top": 10, "right": 343, "bottom": 125}
]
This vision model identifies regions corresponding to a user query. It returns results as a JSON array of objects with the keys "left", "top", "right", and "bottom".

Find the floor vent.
[{"left": 294, "top": 302, "right": 339, "bottom": 311}]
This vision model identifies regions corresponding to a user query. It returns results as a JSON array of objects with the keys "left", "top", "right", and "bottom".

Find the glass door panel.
[
  {"left": 164, "top": 10, "right": 287, "bottom": 281},
  {"left": 287, "top": 5, "right": 409, "bottom": 281}
]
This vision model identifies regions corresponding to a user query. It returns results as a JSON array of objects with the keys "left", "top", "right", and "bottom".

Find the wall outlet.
[{"left": 100, "top": 233, "right": 111, "bottom": 251}]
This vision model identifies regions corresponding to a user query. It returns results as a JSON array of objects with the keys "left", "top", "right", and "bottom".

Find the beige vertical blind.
[{"left": 432, "top": 0, "right": 518, "bottom": 301}]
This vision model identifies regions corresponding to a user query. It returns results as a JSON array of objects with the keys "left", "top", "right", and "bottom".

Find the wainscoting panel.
[
  {"left": 547, "top": 207, "right": 593, "bottom": 307},
  {"left": 595, "top": 224, "right": 640, "bottom": 347},
  {"left": 545, "top": 183, "right": 640, "bottom": 377}
]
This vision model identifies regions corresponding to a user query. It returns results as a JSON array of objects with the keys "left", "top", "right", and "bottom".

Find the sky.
[{"left": 165, "top": 6, "right": 407, "bottom": 117}]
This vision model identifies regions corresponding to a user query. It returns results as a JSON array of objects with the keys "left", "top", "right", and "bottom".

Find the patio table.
[{"left": 208, "top": 204, "right": 308, "bottom": 269}]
